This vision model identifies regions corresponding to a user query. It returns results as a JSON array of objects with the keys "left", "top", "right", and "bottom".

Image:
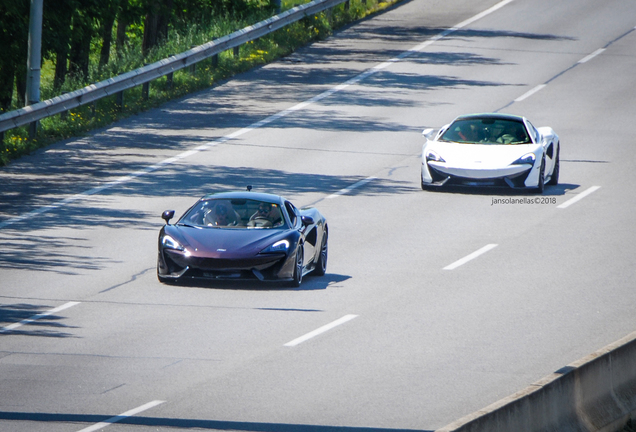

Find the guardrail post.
[
  {"left": 142, "top": 64, "right": 150, "bottom": 100},
  {"left": 116, "top": 90, "right": 124, "bottom": 112},
  {"left": 60, "top": 92, "right": 69, "bottom": 120},
  {"left": 28, "top": 121, "right": 38, "bottom": 139},
  {"left": 345, "top": 0, "right": 350, "bottom": 11},
  {"left": 189, "top": 46, "right": 197, "bottom": 74},
  {"left": 142, "top": 82, "right": 149, "bottom": 100},
  {"left": 212, "top": 54, "right": 219, "bottom": 67},
  {"left": 233, "top": 46, "right": 240, "bottom": 57},
  {"left": 166, "top": 54, "right": 174, "bottom": 89},
  {"left": 1, "top": 131, "right": 4, "bottom": 143}
]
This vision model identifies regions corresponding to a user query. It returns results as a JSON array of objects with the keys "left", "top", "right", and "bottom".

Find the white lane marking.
[
  {"left": 515, "top": 84, "right": 547, "bottom": 102},
  {"left": 511, "top": 43, "right": 616, "bottom": 106},
  {"left": 444, "top": 244, "right": 498, "bottom": 270},
  {"left": 0, "top": 0, "right": 514, "bottom": 230},
  {"left": 76, "top": 400, "right": 165, "bottom": 432},
  {"left": 557, "top": 186, "right": 601, "bottom": 209},
  {"left": 453, "top": 0, "right": 515, "bottom": 29},
  {"left": 578, "top": 48, "right": 605, "bottom": 64},
  {"left": 326, "top": 177, "right": 376, "bottom": 199},
  {"left": 393, "top": 0, "right": 515, "bottom": 57},
  {"left": 0, "top": 301, "right": 80, "bottom": 333},
  {"left": 284, "top": 314, "right": 358, "bottom": 347}
]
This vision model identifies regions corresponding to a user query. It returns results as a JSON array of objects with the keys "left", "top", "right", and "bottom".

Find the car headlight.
[
  {"left": 512, "top": 153, "right": 536, "bottom": 165},
  {"left": 162, "top": 235, "right": 184, "bottom": 251},
  {"left": 425, "top": 150, "right": 446, "bottom": 163},
  {"left": 261, "top": 239, "right": 290, "bottom": 253}
]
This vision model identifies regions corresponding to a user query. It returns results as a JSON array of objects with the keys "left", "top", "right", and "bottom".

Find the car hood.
[
  {"left": 167, "top": 225, "right": 287, "bottom": 258},
  {"left": 425, "top": 142, "right": 539, "bottom": 167}
]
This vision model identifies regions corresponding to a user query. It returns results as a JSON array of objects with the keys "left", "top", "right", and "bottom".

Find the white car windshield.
[{"left": 439, "top": 118, "right": 532, "bottom": 145}]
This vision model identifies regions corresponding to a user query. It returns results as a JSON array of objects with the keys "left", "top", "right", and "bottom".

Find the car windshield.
[
  {"left": 179, "top": 199, "right": 287, "bottom": 229},
  {"left": 439, "top": 118, "right": 532, "bottom": 145}
]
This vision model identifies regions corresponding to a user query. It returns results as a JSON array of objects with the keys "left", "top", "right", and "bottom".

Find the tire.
[
  {"left": 157, "top": 259, "right": 168, "bottom": 283},
  {"left": 313, "top": 231, "right": 328, "bottom": 276},
  {"left": 288, "top": 246, "right": 304, "bottom": 287},
  {"left": 535, "top": 158, "right": 545, "bottom": 194},
  {"left": 157, "top": 269, "right": 172, "bottom": 284},
  {"left": 421, "top": 180, "right": 436, "bottom": 191},
  {"left": 157, "top": 257, "right": 176, "bottom": 284},
  {"left": 547, "top": 146, "right": 560, "bottom": 186}
]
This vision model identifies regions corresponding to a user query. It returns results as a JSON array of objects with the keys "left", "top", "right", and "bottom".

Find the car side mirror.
[
  {"left": 422, "top": 128, "right": 436, "bottom": 140},
  {"left": 162, "top": 210, "right": 175, "bottom": 224},
  {"left": 301, "top": 215, "right": 314, "bottom": 226}
]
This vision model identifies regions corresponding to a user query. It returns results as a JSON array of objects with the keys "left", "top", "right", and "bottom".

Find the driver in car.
[{"left": 248, "top": 203, "right": 282, "bottom": 228}]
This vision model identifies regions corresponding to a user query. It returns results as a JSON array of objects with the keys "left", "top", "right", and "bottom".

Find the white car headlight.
[
  {"left": 512, "top": 153, "right": 535, "bottom": 165},
  {"left": 425, "top": 150, "right": 446, "bottom": 163}
]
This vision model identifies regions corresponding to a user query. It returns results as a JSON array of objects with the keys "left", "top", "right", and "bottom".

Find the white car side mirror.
[{"left": 422, "top": 128, "right": 436, "bottom": 140}]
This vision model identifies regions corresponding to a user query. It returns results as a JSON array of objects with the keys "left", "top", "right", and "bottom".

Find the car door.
[
  {"left": 539, "top": 132, "right": 556, "bottom": 177},
  {"left": 530, "top": 121, "right": 555, "bottom": 177},
  {"left": 285, "top": 201, "right": 311, "bottom": 267}
]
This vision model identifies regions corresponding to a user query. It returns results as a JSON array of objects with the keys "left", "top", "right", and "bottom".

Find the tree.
[
  {"left": 0, "top": 0, "right": 271, "bottom": 113},
  {"left": 43, "top": 0, "right": 75, "bottom": 90},
  {"left": 0, "top": 0, "right": 29, "bottom": 111},
  {"left": 115, "top": 0, "right": 144, "bottom": 60},
  {"left": 142, "top": 0, "right": 173, "bottom": 57},
  {"left": 68, "top": 5, "right": 97, "bottom": 81},
  {"left": 99, "top": 0, "right": 121, "bottom": 69}
]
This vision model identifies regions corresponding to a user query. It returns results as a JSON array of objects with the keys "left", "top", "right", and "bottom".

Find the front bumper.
[
  {"left": 422, "top": 161, "right": 534, "bottom": 188},
  {"left": 159, "top": 250, "right": 290, "bottom": 281}
]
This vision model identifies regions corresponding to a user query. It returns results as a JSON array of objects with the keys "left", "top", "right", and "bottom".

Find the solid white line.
[
  {"left": 0, "top": 0, "right": 515, "bottom": 230},
  {"left": 326, "top": 177, "right": 376, "bottom": 199},
  {"left": 76, "top": 400, "right": 165, "bottom": 432},
  {"left": 515, "top": 84, "right": 547, "bottom": 102},
  {"left": 453, "top": 0, "right": 515, "bottom": 29},
  {"left": 578, "top": 48, "right": 605, "bottom": 64},
  {"left": 284, "top": 314, "right": 358, "bottom": 347},
  {"left": 557, "top": 186, "right": 601, "bottom": 209},
  {"left": 0, "top": 301, "right": 80, "bottom": 333},
  {"left": 444, "top": 244, "right": 498, "bottom": 270}
]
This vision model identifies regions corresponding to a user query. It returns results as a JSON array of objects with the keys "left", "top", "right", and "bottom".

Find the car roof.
[
  {"left": 454, "top": 113, "right": 527, "bottom": 122},
  {"left": 199, "top": 191, "right": 285, "bottom": 204}
]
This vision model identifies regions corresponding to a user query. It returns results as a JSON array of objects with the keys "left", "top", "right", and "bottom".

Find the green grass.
[{"left": 1, "top": 0, "right": 403, "bottom": 166}]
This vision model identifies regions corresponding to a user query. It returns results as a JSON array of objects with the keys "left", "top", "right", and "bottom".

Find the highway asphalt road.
[{"left": 1, "top": 0, "right": 636, "bottom": 431}]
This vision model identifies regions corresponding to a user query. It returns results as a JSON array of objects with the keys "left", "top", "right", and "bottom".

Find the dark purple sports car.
[{"left": 157, "top": 189, "right": 328, "bottom": 287}]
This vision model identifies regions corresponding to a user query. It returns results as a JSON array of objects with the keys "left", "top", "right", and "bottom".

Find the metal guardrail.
[{"left": 0, "top": 0, "right": 351, "bottom": 134}]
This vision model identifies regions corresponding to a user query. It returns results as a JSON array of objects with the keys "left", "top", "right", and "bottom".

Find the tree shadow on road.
[{"left": 0, "top": 303, "right": 79, "bottom": 338}]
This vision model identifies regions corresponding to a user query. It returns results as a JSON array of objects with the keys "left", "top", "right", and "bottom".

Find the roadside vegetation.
[{"left": 1, "top": 0, "right": 402, "bottom": 166}]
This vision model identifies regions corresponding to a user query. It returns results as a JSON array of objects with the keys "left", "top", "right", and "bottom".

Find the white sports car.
[{"left": 421, "top": 113, "right": 560, "bottom": 193}]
